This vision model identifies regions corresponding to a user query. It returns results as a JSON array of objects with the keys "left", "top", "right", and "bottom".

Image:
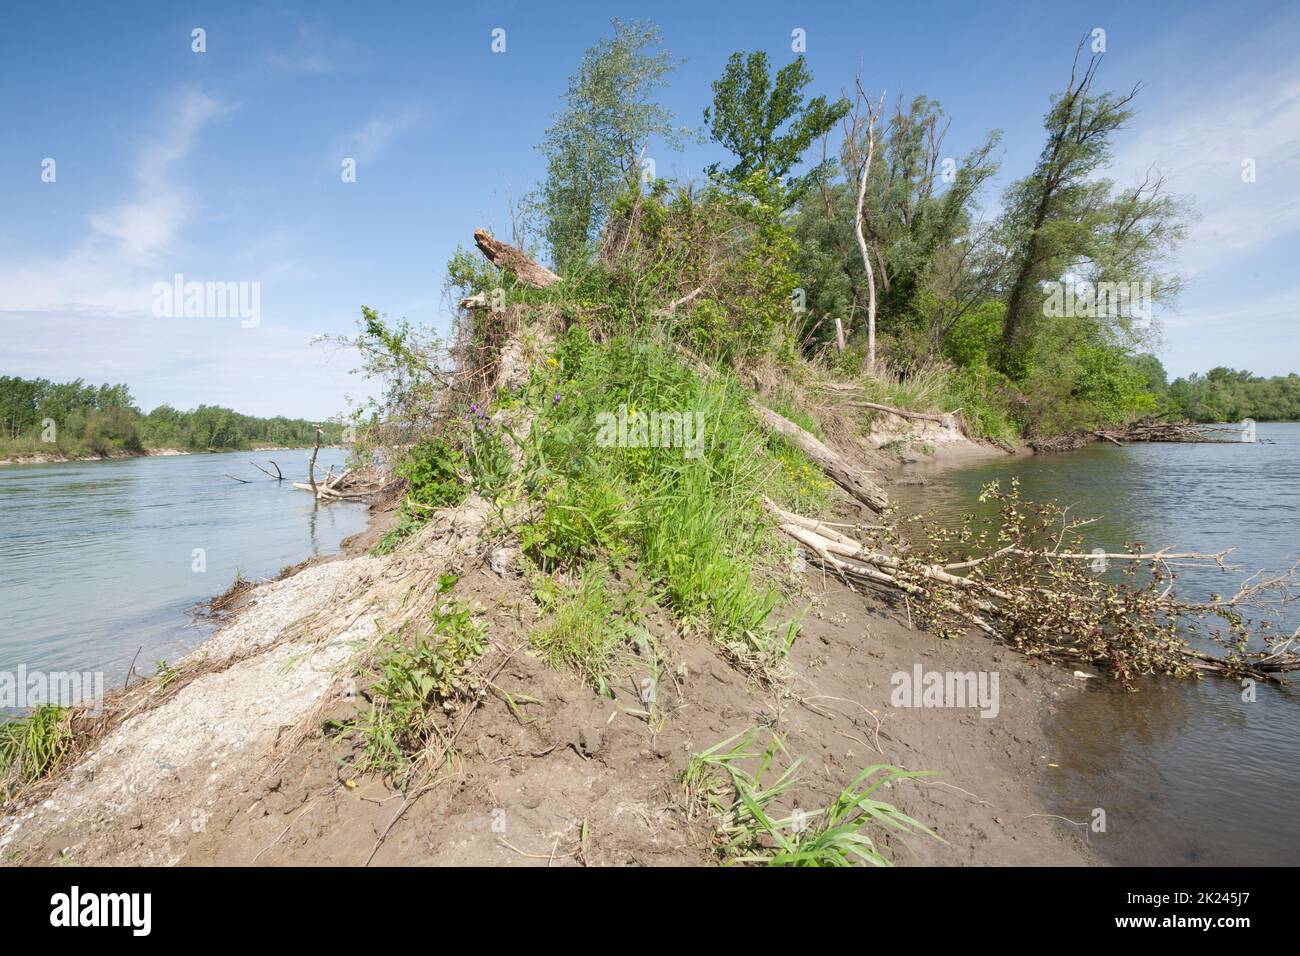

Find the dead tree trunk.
[
  {"left": 307, "top": 426, "right": 321, "bottom": 496},
  {"left": 846, "top": 81, "right": 885, "bottom": 374},
  {"left": 842, "top": 400, "right": 963, "bottom": 432},
  {"left": 473, "top": 228, "right": 561, "bottom": 288},
  {"left": 750, "top": 402, "right": 889, "bottom": 513}
]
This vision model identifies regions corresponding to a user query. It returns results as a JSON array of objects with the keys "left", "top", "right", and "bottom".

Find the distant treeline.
[
  {"left": 1161, "top": 368, "right": 1300, "bottom": 423},
  {"left": 0, "top": 376, "right": 346, "bottom": 457}
]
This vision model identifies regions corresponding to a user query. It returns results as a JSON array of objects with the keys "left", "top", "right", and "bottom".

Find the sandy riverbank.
[{"left": 0, "top": 448, "right": 191, "bottom": 467}]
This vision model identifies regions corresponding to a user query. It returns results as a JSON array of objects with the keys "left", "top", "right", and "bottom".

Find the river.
[
  {"left": 0, "top": 448, "right": 368, "bottom": 707},
  {"left": 898, "top": 422, "right": 1300, "bottom": 865}
]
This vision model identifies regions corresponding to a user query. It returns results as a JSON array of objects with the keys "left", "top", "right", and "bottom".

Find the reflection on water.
[
  {"left": 0, "top": 449, "right": 369, "bottom": 697},
  {"left": 895, "top": 423, "right": 1300, "bottom": 865}
]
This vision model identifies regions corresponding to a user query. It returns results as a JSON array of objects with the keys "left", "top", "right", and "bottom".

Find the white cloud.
[
  {"left": 1108, "top": 72, "right": 1300, "bottom": 278},
  {"left": 0, "top": 309, "right": 366, "bottom": 420},
  {"left": 336, "top": 107, "right": 425, "bottom": 164}
]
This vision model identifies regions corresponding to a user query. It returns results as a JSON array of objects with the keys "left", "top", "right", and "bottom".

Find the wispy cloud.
[
  {"left": 266, "top": 20, "right": 368, "bottom": 75},
  {"left": 0, "top": 87, "right": 232, "bottom": 315},
  {"left": 1108, "top": 67, "right": 1300, "bottom": 278},
  {"left": 87, "top": 87, "right": 230, "bottom": 259},
  {"left": 1158, "top": 287, "right": 1300, "bottom": 377},
  {"left": 335, "top": 107, "right": 425, "bottom": 164}
]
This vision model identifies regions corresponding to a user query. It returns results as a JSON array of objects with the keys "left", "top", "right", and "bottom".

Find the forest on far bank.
[
  {"left": 1161, "top": 367, "right": 1300, "bottom": 423},
  {"left": 0, "top": 375, "right": 346, "bottom": 457}
]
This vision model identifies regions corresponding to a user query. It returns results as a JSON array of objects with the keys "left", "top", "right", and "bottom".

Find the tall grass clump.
[
  {"left": 0, "top": 705, "right": 73, "bottom": 797},
  {"left": 530, "top": 566, "right": 646, "bottom": 695},
  {"left": 354, "top": 574, "right": 487, "bottom": 784},
  {"left": 513, "top": 325, "right": 809, "bottom": 668}
]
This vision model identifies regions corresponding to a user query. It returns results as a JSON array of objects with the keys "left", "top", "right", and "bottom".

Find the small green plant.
[
  {"left": 464, "top": 404, "right": 516, "bottom": 503},
  {"left": 530, "top": 566, "right": 643, "bottom": 695},
  {"left": 356, "top": 574, "right": 487, "bottom": 784},
  {"left": 683, "top": 729, "right": 938, "bottom": 866},
  {"left": 371, "top": 504, "right": 426, "bottom": 556},
  {"left": 153, "top": 659, "right": 181, "bottom": 690},
  {"left": 0, "top": 705, "right": 73, "bottom": 796}
]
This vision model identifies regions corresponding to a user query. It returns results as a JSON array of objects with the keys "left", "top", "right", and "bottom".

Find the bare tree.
[{"left": 843, "top": 79, "right": 886, "bottom": 373}]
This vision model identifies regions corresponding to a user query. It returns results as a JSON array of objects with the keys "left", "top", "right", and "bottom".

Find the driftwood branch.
[
  {"left": 307, "top": 426, "right": 322, "bottom": 496},
  {"left": 842, "top": 400, "right": 963, "bottom": 431}
]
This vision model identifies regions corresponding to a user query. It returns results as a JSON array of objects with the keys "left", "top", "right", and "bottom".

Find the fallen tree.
[
  {"left": 1094, "top": 420, "right": 1252, "bottom": 444},
  {"left": 292, "top": 465, "right": 387, "bottom": 502},
  {"left": 767, "top": 482, "right": 1300, "bottom": 686}
]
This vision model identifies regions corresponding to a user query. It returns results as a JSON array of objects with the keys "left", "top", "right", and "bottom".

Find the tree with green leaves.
[
  {"left": 537, "top": 19, "right": 681, "bottom": 273},
  {"left": 704, "top": 51, "right": 848, "bottom": 203},
  {"left": 997, "top": 41, "right": 1188, "bottom": 371}
]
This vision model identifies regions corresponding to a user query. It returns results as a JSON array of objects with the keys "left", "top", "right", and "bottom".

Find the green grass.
[
  {"left": 510, "top": 327, "right": 808, "bottom": 669},
  {"left": 0, "top": 704, "right": 73, "bottom": 795},
  {"left": 857, "top": 360, "right": 1020, "bottom": 444},
  {"left": 530, "top": 566, "right": 644, "bottom": 695},
  {"left": 356, "top": 574, "right": 487, "bottom": 783},
  {"left": 683, "top": 729, "right": 940, "bottom": 866}
]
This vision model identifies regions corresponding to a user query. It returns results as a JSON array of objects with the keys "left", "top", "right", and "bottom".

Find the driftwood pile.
[
  {"left": 292, "top": 465, "right": 387, "bottom": 502},
  {"left": 1033, "top": 418, "right": 1254, "bottom": 453},
  {"left": 765, "top": 495, "right": 1300, "bottom": 684},
  {"left": 1094, "top": 420, "right": 1251, "bottom": 444}
]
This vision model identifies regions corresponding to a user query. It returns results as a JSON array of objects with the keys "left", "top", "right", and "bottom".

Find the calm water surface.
[
  {"left": 898, "top": 423, "right": 1300, "bottom": 865},
  {"left": 0, "top": 449, "right": 367, "bottom": 699}
]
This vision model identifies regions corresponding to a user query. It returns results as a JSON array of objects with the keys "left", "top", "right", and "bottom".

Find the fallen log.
[
  {"left": 749, "top": 402, "right": 889, "bottom": 513},
  {"left": 841, "top": 400, "right": 963, "bottom": 432},
  {"left": 1035, "top": 418, "right": 1255, "bottom": 453},
  {"left": 473, "top": 228, "right": 561, "bottom": 288}
]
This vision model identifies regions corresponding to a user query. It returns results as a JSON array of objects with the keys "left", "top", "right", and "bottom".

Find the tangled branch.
[{"left": 769, "top": 481, "right": 1300, "bottom": 686}]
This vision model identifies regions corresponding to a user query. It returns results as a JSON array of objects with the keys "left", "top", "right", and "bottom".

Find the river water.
[
  {"left": 898, "top": 422, "right": 1300, "bottom": 865},
  {"left": 0, "top": 449, "right": 368, "bottom": 705}
]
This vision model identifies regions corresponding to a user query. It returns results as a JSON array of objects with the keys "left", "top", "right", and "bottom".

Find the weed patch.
[{"left": 683, "top": 729, "right": 939, "bottom": 866}]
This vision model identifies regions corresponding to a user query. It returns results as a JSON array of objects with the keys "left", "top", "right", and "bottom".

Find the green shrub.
[{"left": 401, "top": 436, "right": 468, "bottom": 508}]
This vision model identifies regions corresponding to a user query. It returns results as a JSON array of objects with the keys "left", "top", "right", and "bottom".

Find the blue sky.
[{"left": 1, "top": 0, "right": 1296, "bottom": 418}]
